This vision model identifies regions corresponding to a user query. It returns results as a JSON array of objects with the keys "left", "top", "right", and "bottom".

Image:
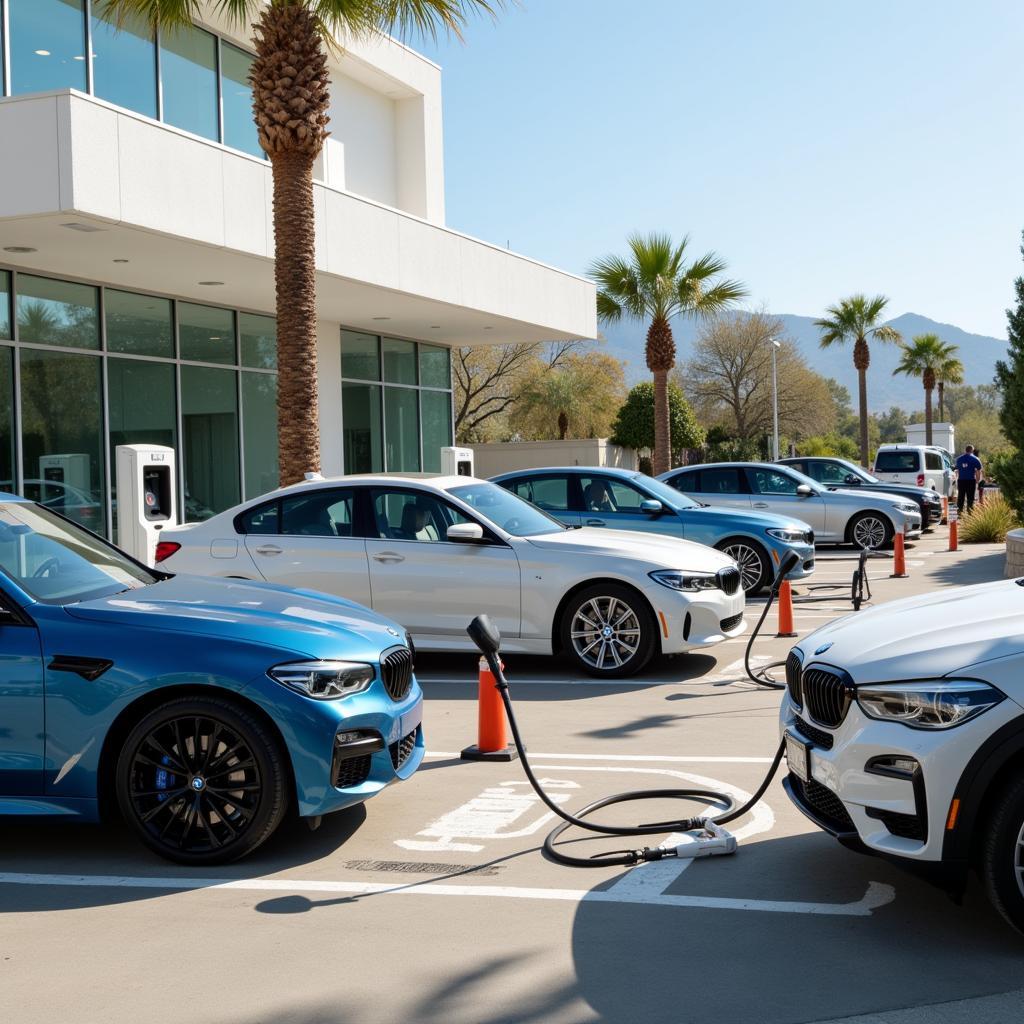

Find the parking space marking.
[{"left": 425, "top": 751, "right": 776, "bottom": 763}]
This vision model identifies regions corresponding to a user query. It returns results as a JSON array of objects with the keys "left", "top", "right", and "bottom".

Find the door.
[
  {"left": 365, "top": 486, "right": 521, "bottom": 640},
  {"left": 690, "top": 466, "right": 753, "bottom": 511},
  {"left": 0, "top": 604, "right": 44, "bottom": 796},
  {"left": 746, "top": 466, "right": 829, "bottom": 536},
  {"left": 577, "top": 474, "right": 682, "bottom": 536},
  {"left": 241, "top": 487, "right": 373, "bottom": 607},
  {"left": 925, "top": 449, "right": 949, "bottom": 495},
  {"left": 500, "top": 474, "right": 580, "bottom": 528}
]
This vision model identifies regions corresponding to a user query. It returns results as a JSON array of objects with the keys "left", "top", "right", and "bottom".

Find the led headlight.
[
  {"left": 896, "top": 502, "right": 919, "bottom": 515},
  {"left": 269, "top": 660, "right": 375, "bottom": 700},
  {"left": 766, "top": 528, "right": 807, "bottom": 543},
  {"left": 856, "top": 680, "right": 1004, "bottom": 729},
  {"left": 649, "top": 569, "right": 719, "bottom": 592}
]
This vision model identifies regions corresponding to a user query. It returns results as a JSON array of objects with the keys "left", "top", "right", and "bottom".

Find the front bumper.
[
  {"left": 767, "top": 540, "right": 815, "bottom": 580},
  {"left": 650, "top": 583, "right": 747, "bottom": 654}
]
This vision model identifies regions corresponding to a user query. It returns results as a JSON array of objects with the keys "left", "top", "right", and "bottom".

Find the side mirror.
[
  {"left": 640, "top": 499, "right": 663, "bottom": 515},
  {"left": 447, "top": 522, "right": 484, "bottom": 543},
  {"left": 796, "top": 484, "right": 814, "bottom": 497},
  {"left": 844, "top": 475, "right": 861, "bottom": 486},
  {"left": 467, "top": 614, "right": 502, "bottom": 656}
]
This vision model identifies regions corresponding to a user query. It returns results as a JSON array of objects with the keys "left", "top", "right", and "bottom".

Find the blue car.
[
  {"left": 492, "top": 467, "right": 815, "bottom": 595},
  {"left": 0, "top": 494, "right": 423, "bottom": 864}
]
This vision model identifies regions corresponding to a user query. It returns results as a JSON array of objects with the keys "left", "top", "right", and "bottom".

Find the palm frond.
[
  {"left": 95, "top": 0, "right": 207, "bottom": 30},
  {"left": 596, "top": 291, "right": 625, "bottom": 324},
  {"left": 872, "top": 324, "right": 902, "bottom": 344},
  {"left": 370, "top": 0, "right": 505, "bottom": 44}
]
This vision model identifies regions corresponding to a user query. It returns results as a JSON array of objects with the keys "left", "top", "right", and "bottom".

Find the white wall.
[
  {"left": 327, "top": 75, "right": 398, "bottom": 210},
  {"left": 470, "top": 440, "right": 638, "bottom": 478},
  {"left": 317, "top": 322, "right": 345, "bottom": 476}
]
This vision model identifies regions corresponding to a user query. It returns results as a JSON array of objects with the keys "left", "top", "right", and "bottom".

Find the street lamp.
[{"left": 770, "top": 337, "right": 781, "bottom": 461}]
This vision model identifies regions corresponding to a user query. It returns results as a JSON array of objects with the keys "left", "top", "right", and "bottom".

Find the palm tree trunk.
[
  {"left": 857, "top": 365, "right": 869, "bottom": 467},
  {"left": 924, "top": 384, "right": 933, "bottom": 445},
  {"left": 271, "top": 150, "right": 321, "bottom": 485},
  {"left": 652, "top": 369, "right": 670, "bottom": 474},
  {"left": 938, "top": 381, "right": 945, "bottom": 420}
]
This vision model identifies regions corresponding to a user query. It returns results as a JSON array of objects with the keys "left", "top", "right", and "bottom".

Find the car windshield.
[
  {"left": 0, "top": 502, "right": 157, "bottom": 604},
  {"left": 634, "top": 474, "right": 699, "bottom": 509},
  {"left": 447, "top": 482, "right": 566, "bottom": 537},
  {"left": 834, "top": 460, "right": 879, "bottom": 484}
]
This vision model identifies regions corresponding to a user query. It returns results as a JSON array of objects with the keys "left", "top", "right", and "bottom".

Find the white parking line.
[{"left": 426, "top": 751, "right": 776, "bottom": 763}]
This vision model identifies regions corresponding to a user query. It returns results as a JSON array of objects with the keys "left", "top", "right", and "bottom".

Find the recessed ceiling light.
[
  {"left": 3, "top": 246, "right": 36, "bottom": 254},
  {"left": 112, "top": 258, "right": 129, "bottom": 263},
  {"left": 61, "top": 221, "right": 103, "bottom": 233},
  {"left": 208, "top": 336, "right": 222, "bottom": 341},
  {"left": 372, "top": 316, "right": 391, "bottom": 321},
  {"left": 34, "top": 50, "right": 50, "bottom": 57},
  {"left": 198, "top": 281, "right": 224, "bottom": 286}
]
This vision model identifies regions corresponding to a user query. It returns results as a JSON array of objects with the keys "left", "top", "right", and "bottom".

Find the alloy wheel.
[
  {"left": 722, "top": 543, "right": 765, "bottom": 592},
  {"left": 852, "top": 515, "right": 887, "bottom": 549},
  {"left": 570, "top": 596, "right": 641, "bottom": 671},
  {"left": 126, "top": 715, "right": 262, "bottom": 855},
  {"left": 1016, "top": 818, "right": 1024, "bottom": 901}
]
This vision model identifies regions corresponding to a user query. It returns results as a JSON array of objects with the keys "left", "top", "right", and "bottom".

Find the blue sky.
[{"left": 415, "top": 0, "right": 1024, "bottom": 339}]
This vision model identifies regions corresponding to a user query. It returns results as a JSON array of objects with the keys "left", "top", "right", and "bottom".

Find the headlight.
[
  {"left": 649, "top": 569, "right": 719, "bottom": 592},
  {"left": 856, "top": 680, "right": 1004, "bottom": 729},
  {"left": 766, "top": 528, "right": 807, "bottom": 543},
  {"left": 896, "top": 502, "right": 919, "bottom": 515},
  {"left": 269, "top": 660, "right": 375, "bottom": 700}
]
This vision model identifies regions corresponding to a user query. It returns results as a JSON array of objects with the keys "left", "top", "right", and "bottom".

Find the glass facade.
[
  {"left": 3, "top": 2, "right": 265, "bottom": 161},
  {"left": 0, "top": 268, "right": 278, "bottom": 537},
  {"left": 341, "top": 330, "right": 453, "bottom": 474}
]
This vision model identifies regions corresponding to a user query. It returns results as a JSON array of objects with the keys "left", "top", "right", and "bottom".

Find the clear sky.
[{"left": 415, "top": 0, "right": 1024, "bottom": 339}]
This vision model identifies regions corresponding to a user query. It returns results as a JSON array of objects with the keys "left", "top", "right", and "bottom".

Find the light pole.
[{"left": 770, "top": 337, "right": 781, "bottom": 461}]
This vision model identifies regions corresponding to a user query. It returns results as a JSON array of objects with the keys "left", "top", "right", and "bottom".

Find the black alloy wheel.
[
  {"left": 981, "top": 774, "right": 1024, "bottom": 935},
  {"left": 116, "top": 696, "right": 288, "bottom": 865}
]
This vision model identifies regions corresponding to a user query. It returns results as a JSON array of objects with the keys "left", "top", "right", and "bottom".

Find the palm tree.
[
  {"left": 590, "top": 234, "right": 746, "bottom": 475},
  {"left": 937, "top": 352, "right": 964, "bottom": 421},
  {"left": 894, "top": 334, "right": 956, "bottom": 445},
  {"left": 815, "top": 295, "right": 902, "bottom": 467},
  {"left": 100, "top": 0, "right": 499, "bottom": 486}
]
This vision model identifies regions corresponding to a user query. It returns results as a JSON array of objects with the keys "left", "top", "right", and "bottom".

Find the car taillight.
[
  {"left": 917, "top": 473, "right": 925, "bottom": 486},
  {"left": 154, "top": 541, "right": 181, "bottom": 563}
]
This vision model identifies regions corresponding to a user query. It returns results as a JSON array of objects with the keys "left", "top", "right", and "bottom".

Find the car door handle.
[
  {"left": 585, "top": 518, "right": 606, "bottom": 527},
  {"left": 254, "top": 544, "right": 282, "bottom": 556},
  {"left": 752, "top": 502, "right": 769, "bottom": 509},
  {"left": 372, "top": 551, "right": 405, "bottom": 564}
]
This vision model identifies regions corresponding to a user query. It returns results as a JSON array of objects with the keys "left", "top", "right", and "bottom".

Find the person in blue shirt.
[{"left": 956, "top": 444, "right": 984, "bottom": 515}]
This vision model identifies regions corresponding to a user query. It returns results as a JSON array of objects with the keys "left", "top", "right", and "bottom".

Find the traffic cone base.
[
  {"left": 891, "top": 532, "right": 908, "bottom": 578},
  {"left": 461, "top": 657, "right": 519, "bottom": 762},
  {"left": 460, "top": 743, "right": 519, "bottom": 762},
  {"left": 776, "top": 579, "right": 797, "bottom": 639}
]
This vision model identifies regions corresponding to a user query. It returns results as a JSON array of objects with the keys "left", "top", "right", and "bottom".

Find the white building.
[{"left": 0, "top": 0, "right": 596, "bottom": 538}]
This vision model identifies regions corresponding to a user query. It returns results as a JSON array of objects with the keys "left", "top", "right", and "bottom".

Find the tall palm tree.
[
  {"left": 937, "top": 352, "right": 964, "bottom": 421},
  {"left": 815, "top": 295, "right": 902, "bottom": 467},
  {"left": 100, "top": 0, "right": 499, "bottom": 486},
  {"left": 590, "top": 234, "right": 745, "bottom": 474},
  {"left": 894, "top": 334, "right": 955, "bottom": 445}
]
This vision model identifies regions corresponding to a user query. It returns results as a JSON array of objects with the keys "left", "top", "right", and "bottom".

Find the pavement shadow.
[{"left": 929, "top": 548, "right": 1008, "bottom": 587}]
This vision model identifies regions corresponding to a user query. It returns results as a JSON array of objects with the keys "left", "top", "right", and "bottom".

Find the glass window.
[
  {"left": 8, "top": 0, "right": 87, "bottom": 95},
  {"left": 239, "top": 312, "right": 277, "bottom": 369},
  {"left": 281, "top": 488, "right": 355, "bottom": 537},
  {"left": 179, "top": 302, "right": 235, "bottom": 364},
  {"left": 925, "top": 451, "right": 943, "bottom": 471},
  {"left": 341, "top": 330, "right": 380, "bottom": 381},
  {"left": 181, "top": 365, "right": 239, "bottom": 521},
  {"left": 579, "top": 475, "right": 646, "bottom": 512},
  {"left": 16, "top": 275, "right": 98, "bottom": 350},
  {"left": 371, "top": 488, "right": 468, "bottom": 542},
  {"left": 700, "top": 468, "right": 743, "bottom": 494},
  {"left": 874, "top": 451, "right": 919, "bottom": 473},
  {"left": 0, "top": 349, "right": 15, "bottom": 494},
  {"left": 105, "top": 289, "right": 173, "bottom": 357},
  {"left": 342, "top": 382, "right": 382, "bottom": 473},
  {"left": 384, "top": 386, "right": 419, "bottom": 472},
  {"left": 19, "top": 349, "right": 104, "bottom": 533},
  {"left": 447, "top": 481, "right": 564, "bottom": 537},
  {"left": 749, "top": 468, "right": 800, "bottom": 495},
  {"left": 221, "top": 42, "right": 261, "bottom": 158},
  {"left": 420, "top": 390, "right": 452, "bottom": 473},
  {"left": 239, "top": 500, "right": 279, "bottom": 535},
  {"left": 668, "top": 470, "right": 701, "bottom": 492},
  {"left": 159, "top": 24, "right": 219, "bottom": 142},
  {"left": 383, "top": 338, "right": 417, "bottom": 385},
  {"left": 805, "top": 460, "right": 850, "bottom": 486},
  {"left": 506, "top": 475, "right": 570, "bottom": 512},
  {"left": 91, "top": 8, "right": 157, "bottom": 118},
  {"left": 419, "top": 343, "right": 450, "bottom": 389},
  {"left": 0, "top": 272, "right": 10, "bottom": 339},
  {"left": 242, "top": 371, "right": 278, "bottom": 500},
  {"left": 108, "top": 358, "right": 176, "bottom": 544}
]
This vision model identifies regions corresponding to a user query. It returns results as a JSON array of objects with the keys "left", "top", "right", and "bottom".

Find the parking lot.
[{"left": 3, "top": 529, "right": 1023, "bottom": 1024}]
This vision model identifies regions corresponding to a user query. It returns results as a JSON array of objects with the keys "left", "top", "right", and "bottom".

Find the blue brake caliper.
[{"left": 155, "top": 756, "right": 175, "bottom": 801}]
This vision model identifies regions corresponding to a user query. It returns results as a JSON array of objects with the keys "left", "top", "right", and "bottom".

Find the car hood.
[
  {"left": 796, "top": 578, "right": 1024, "bottom": 683},
  {"left": 829, "top": 488, "right": 915, "bottom": 508},
  {"left": 683, "top": 504, "right": 812, "bottom": 534},
  {"left": 62, "top": 575, "right": 407, "bottom": 661},
  {"left": 526, "top": 527, "right": 735, "bottom": 571}
]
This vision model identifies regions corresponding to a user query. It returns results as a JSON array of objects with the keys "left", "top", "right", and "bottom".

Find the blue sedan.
[
  {"left": 492, "top": 467, "right": 815, "bottom": 594},
  {"left": 0, "top": 493, "right": 423, "bottom": 864}
]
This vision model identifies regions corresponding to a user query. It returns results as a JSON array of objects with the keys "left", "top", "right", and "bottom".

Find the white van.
[{"left": 872, "top": 444, "right": 954, "bottom": 497}]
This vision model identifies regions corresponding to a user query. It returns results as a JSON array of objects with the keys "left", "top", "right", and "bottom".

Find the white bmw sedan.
[{"left": 155, "top": 475, "right": 746, "bottom": 678}]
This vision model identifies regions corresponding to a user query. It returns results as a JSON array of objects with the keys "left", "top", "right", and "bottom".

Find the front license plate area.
[{"left": 786, "top": 730, "right": 810, "bottom": 783}]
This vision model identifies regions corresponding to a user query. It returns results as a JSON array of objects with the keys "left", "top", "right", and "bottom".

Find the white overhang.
[{"left": 0, "top": 91, "right": 596, "bottom": 345}]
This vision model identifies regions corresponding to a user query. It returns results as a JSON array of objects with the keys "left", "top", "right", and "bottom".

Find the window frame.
[
  {"left": 501, "top": 472, "right": 578, "bottom": 513},
  {"left": 367, "top": 485, "right": 505, "bottom": 546}
]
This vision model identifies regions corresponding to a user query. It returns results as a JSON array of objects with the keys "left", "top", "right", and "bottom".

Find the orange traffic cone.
[
  {"left": 461, "top": 657, "right": 518, "bottom": 762},
  {"left": 891, "top": 532, "right": 908, "bottom": 578},
  {"left": 949, "top": 508, "right": 959, "bottom": 552},
  {"left": 775, "top": 580, "right": 797, "bottom": 639},
  {"left": 942, "top": 496, "right": 949, "bottom": 525}
]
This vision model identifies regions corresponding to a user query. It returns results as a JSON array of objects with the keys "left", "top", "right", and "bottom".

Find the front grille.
[
  {"left": 717, "top": 567, "right": 741, "bottom": 595},
  {"left": 389, "top": 727, "right": 419, "bottom": 770},
  {"left": 333, "top": 754, "right": 371, "bottom": 789},
  {"left": 868, "top": 808, "right": 927, "bottom": 842},
  {"left": 785, "top": 651, "right": 803, "bottom": 706},
  {"left": 381, "top": 645, "right": 414, "bottom": 701},
  {"left": 720, "top": 612, "right": 743, "bottom": 633},
  {"left": 802, "top": 667, "right": 852, "bottom": 728},
  {"left": 793, "top": 716, "right": 834, "bottom": 750},
  {"left": 791, "top": 775, "right": 855, "bottom": 832}
]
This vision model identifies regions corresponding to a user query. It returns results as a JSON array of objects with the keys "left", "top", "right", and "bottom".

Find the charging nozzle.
[
  {"left": 774, "top": 549, "right": 802, "bottom": 590},
  {"left": 671, "top": 821, "right": 738, "bottom": 859}
]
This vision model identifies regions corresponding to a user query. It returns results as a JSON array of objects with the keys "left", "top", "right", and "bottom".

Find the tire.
[
  {"left": 560, "top": 583, "right": 657, "bottom": 678},
  {"left": 716, "top": 537, "right": 772, "bottom": 595},
  {"left": 981, "top": 774, "right": 1024, "bottom": 935},
  {"left": 116, "top": 695, "right": 289, "bottom": 865},
  {"left": 847, "top": 512, "right": 894, "bottom": 551}
]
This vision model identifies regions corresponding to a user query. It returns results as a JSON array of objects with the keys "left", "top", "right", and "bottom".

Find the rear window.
[
  {"left": 874, "top": 451, "right": 919, "bottom": 473},
  {"left": 925, "top": 451, "right": 943, "bottom": 470}
]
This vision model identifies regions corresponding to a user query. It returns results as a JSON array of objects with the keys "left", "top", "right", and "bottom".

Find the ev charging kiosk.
[
  {"left": 440, "top": 446, "right": 474, "bottom": 477},
  {"left": 39, "top": 453, "right": 91, "bottom": 492},
  {"left": 115, "top": 444, "right": 177, "bottom": 566}
]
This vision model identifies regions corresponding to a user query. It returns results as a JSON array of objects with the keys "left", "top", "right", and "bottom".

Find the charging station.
[
  {"left": 441, "top": 446, "right": 475, "bottom": 476},
  {"left": 39, "top": 453, "right": 91, "bottom": 492},
  {"left": 115, "top": 444, "right": 177, "bottom": 566}
]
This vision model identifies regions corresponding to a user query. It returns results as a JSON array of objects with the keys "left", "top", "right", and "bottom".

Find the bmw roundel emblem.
[
  {"left": 814, "top": 642, "right": 834, "bottom": 655},
  {"left": 191, "top": 777, "right": 205, "bottom": 791}
]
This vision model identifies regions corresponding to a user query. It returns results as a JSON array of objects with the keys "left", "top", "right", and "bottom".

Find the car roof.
[
  {"left": 492, "top": 466, "right": 640, "bottom": 479},
  {"left": 664, "top": 462, "right": 774, "bottom": 471},
  {"left": 240, "top": 473, "right": 489, "bottom": 504}
]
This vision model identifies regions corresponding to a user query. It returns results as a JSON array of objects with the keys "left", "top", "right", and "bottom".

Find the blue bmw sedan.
[
  {"left": 492, "top": 467, "right": 815, "bottom": 594},
  {"left": 0, "top": 494, "right": 423, "bottom": 864}
]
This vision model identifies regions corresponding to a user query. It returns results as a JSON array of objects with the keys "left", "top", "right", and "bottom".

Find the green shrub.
[{"left": 959, "top": 495, "right": 1020, "bottom": 544}]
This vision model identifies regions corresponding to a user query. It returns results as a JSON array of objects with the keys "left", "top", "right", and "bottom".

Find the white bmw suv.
[{"left": 780, "top": 579, "right": 1024, "bottom": 932}]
